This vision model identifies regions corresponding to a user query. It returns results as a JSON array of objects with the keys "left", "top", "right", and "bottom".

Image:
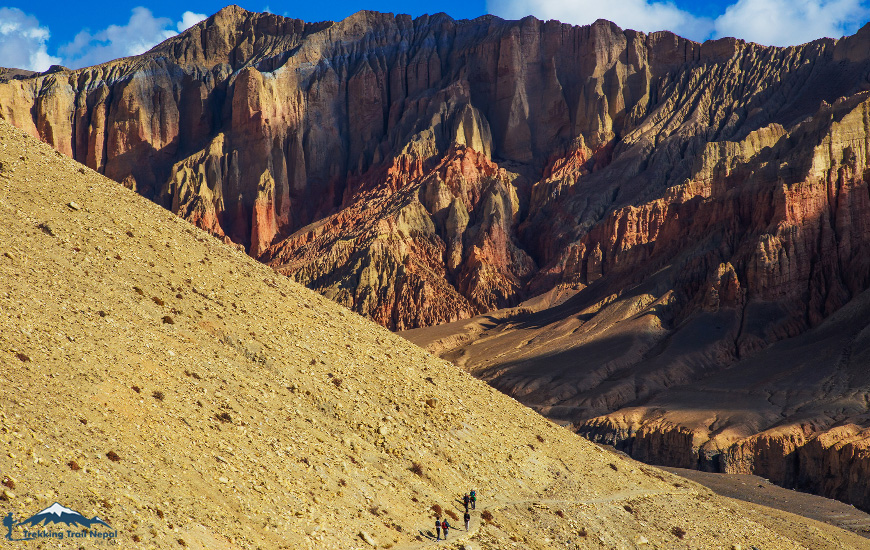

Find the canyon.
[{"left": 5, "top": 4, "right": 870, "bottom": 517}]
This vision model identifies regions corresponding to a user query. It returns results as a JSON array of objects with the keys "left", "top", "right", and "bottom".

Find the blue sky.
[{"left": 3, "top": 0, "right": 870, "bottom": 71}]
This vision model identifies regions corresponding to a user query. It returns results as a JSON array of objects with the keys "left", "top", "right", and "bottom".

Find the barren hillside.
[
  {"left": 0, "top": 120, "right": 867, "bottom": 549},
  {"left": 406, "top": 278, "right": 870, "bottom": 511}
]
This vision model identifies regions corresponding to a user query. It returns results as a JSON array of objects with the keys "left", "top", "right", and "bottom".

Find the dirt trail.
[
  {"left": 665, "top": 467, "right": 870, "bottom": 539},
  {"left": 399, "top": 489, "right": 683, "bottom": 549}
]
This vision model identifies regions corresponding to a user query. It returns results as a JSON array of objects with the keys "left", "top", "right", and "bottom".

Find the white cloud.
[
  {"left": 177, "top": 11, "right": 207, "bottom": 32},
  {"left": 0, "top": 7, "right": 61, "bottom": 71},
  {"left": 58, "top": 8, "right": 210, "bottom": 70},
  {"left": 486, "top": 0, "right": 870, "bottom": 46},
  {"left": 486, "top": 0, "right": 714, "bottom": 41},
  {"left": 713, "top": 0, "right": 870, "bottom": 46},
  {"left": 59, "top": 7, "right": 176, "bottom": 69}
]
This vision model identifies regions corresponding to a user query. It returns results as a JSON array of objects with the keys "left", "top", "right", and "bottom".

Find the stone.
[
  {"left": 67, "top": 201, "right": 80, "bottom": 211},
  {"left": 359, "top": 531, "right": 377, "bottom": 546}
]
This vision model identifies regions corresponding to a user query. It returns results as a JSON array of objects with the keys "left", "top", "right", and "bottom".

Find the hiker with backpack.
[
  {"left": 464, "top": 511, "right": 471, "bottom": 531},
  {"left": 442, "top": 518, "right": 450, "bottom": 539},
  {"left": 470, "top": 489, "right": 477, "bottom": 510},
  {"left": 463, "top": 493, "right": 470, "bottom": 512},
  {"left": 435, "top": 517, "right": 441, "bottom": 540}
]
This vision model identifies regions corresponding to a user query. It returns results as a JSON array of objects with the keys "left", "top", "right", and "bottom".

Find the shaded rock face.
[{"left": 580, "top": 408, "right": 870, "bottom": 512}]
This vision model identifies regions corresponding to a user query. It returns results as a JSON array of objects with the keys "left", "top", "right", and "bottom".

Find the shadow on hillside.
[{"left": 418, "top": 529, "right": 437, "bottom": 541}]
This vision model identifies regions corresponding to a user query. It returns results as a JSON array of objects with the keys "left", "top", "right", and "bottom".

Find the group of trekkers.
[{"left": 434, "top": 489, "right": 476, "bottom": 541}]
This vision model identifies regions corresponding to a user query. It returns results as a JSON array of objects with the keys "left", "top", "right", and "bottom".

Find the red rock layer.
[
  {"left": 10, "top": 8, "right": 870, "bottom": 330},
  {"left": 259, "top": 145, "right": 534, "bottom": 329}
]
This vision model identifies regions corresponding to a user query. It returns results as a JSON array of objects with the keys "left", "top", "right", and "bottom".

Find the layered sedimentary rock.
[
  {"left": 4, "top": 6, "right": 868, "bottom": 331},
  {"left": 7, "top": 5, "right": 870, "bottom": 509},
  {"left": 406, "top": 88, "right": 870, "bottom": 508},
  {"left": 572, "top": 278, "right": 870, "bottom": 510}
]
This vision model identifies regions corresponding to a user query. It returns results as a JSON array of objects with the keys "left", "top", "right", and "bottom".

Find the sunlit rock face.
[{"left": 9, "top": 8, "right": 870, "bottom": 332}]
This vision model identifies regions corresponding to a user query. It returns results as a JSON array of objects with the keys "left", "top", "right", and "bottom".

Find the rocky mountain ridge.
[{"left": 8, "top": 6, "right": 870, "bottom": 332}]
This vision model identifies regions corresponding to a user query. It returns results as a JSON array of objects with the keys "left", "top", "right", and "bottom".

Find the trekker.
[
  {"left": 442, "top": 518, "right": 450, "bottom": 539},
  {"left": 463, "top": 493, "right": 470, "bottom": 512},
  {"left": 464, "top": 511, "right": 471, "bottom": 531},
  {"left": 470, "top": 489, "right": 477, "bottom": 510},
  {"left": 435, "top": 517, "right": 441, "bottom": 540}
]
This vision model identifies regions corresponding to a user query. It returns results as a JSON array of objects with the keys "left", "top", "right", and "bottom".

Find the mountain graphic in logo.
[{"left": 16, "top": 503, "right": 111, "bottom": 529}]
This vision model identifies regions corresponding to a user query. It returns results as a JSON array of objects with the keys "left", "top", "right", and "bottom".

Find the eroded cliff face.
[
  {"left": 7, "top": 5, "right": 870, "bottom": 508},
  {"left": 12, "top": 7, "right": 870, "bottom": 330},
  {"left": 3, "top": 8, "right": 668, "bottom": 327},
  {"left": 408, "top": 66, "right": 870, "bottom": 512}
]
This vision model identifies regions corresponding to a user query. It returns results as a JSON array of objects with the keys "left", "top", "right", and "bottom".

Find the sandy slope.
[{"left": 0, "top": 119, "right": 866, "bottom": 549}]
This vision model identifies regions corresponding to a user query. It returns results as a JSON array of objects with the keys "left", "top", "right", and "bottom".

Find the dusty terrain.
[
  {"left": 663, "top": 467, "right": 870, "bottom": 539},
  {"left": 1, "top": 119, "right": 868, "bottom": 549}
]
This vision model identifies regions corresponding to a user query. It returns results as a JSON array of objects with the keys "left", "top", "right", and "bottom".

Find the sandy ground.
[{"left": 665, "top": 467, "right": 870, "bottom": 539}]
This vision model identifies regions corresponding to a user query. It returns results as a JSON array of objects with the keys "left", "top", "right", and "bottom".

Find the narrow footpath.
[{"left": 396, "top": 488, "right": 676, "bottom": 549}]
